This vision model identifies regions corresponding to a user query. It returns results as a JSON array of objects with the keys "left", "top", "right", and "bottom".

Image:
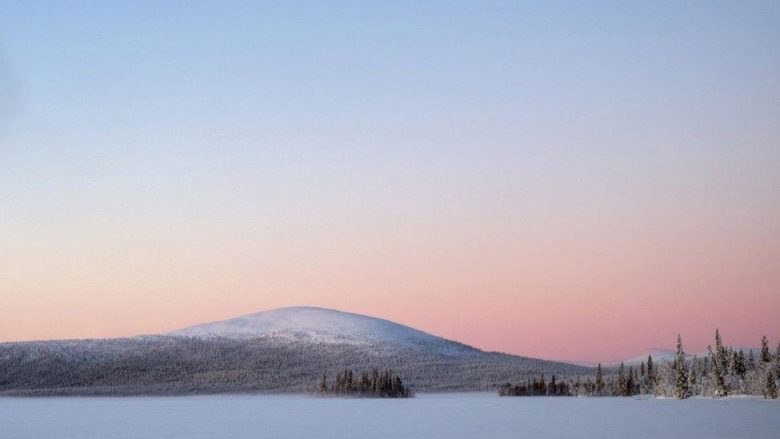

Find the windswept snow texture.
[
  {"left": 169, "top": 306, "right": 473, "bottom": 353},
  {"left": 1, "top": 394, "right": 777, "bottom": 439}
]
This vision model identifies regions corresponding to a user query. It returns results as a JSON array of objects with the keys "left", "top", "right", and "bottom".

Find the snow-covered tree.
[
  {"left": 688, "top": 356, "right": 698, "bottom": 394},
  {"left": 646, "top": 355, "right": 655, "bottom": 391},
  {"left": 760, "top": 336, "right": 771, "bottom": 365},
  {"left": 595, "top": 363, "right": 604, "bottom": 396},
  {"left": 674, "top": 335, "right": 691, "bottom": 399},
  {"left": 775, "top": 342, "right": 780, "bottom": 379},
  {"left": 654, "top": 362, "right": 673, "bottom": 397},
  {"left": 764, "top": 370, "right": 777, "bottom": 399},
  {"left": 748, "top": 350, "right": 756, "bottom": 371},
  {"left": 734, "top": 350, "right": 746, "bottom": 378},
  {"left": 708, "top": 332, "right": 729, "bottom": 397},
  {"left": 715, "top": 329, "right": 728, "bottom": 372}
]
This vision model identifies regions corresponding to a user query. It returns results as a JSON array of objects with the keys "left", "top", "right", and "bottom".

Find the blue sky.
[{"left": 0, "top": 1, "right": 778, "bottom": 361}]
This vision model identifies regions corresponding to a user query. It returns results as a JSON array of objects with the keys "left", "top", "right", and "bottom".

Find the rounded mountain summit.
[{"left": 168, "top": 306, "right": 472, "bottom": 353}]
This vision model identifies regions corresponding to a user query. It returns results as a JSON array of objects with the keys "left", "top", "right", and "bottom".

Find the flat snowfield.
[{"left": 1, "top": 393, "right": 777, "bottom": 438}]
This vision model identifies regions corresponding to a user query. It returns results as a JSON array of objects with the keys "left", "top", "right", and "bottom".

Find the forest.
[
  {"left": 318, "top": 368, "right": 412, "bottom": 398},
  {"left": 500, "top": 331, "right": 779, "bottom": 399},
  {"left": 0, "top": 335, "right": 588, "bottom": 395}
]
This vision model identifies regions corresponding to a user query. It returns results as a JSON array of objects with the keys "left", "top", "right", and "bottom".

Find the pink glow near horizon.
[
  {"left": 1, "top": 2, "right": 779, "bottom": 365},
  {"left": 1, "top": 189, "right": 778, "bottom": 364}
]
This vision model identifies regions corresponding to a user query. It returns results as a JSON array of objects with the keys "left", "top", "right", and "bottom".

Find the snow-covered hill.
[
  {"left": 0, "top": 306, "right": 594, "bottom": 395},
  {"left": 169, "top": 306, "right": 451, "bottom": 347}
]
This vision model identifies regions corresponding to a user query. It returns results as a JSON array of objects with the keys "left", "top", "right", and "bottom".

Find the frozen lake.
[{"left": 1, "top": 393, "right": 777, "bottom": 438}]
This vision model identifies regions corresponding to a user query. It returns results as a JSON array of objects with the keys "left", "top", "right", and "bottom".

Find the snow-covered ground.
[{"left": 1, "top": 393, "right": 777, "bottom": 438}]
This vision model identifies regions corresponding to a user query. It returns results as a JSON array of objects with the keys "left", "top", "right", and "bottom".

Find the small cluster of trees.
[
  {"left": 318, "top": 369, "right": 412, "bottom": 398},
  {"left": 499, "top": 331, "right": 779, "bottom": 400},
  {"left": 658, "top": 331, "right": 779, "bottom": 400},
  {"left": 499, "top": 374, "right": 571, "bottom": 396}
]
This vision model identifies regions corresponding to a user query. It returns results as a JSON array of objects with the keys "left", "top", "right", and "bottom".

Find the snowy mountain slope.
[
  {"left": 169, "top": 306, "right": 449, "bottom": 347},
  {"left": 0, "top": 307, "right": 594, "bottom": 395}
]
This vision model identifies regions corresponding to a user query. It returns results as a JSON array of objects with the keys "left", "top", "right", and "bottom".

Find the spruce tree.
[
  {"left": 335, "top": 373, "right": 343, "bottom": 393},
  {"left": 710, "top": 351, "right": 728, "bottom": 396},
  {"left": 764, "top": 370, "right": 777, "bottom": 400},
  {"left": 760, "top": 336, "right": 771, "bottom": 365},
  {"left": 647, "top": 355, "right": 654, "bottom": 383},
  {"left": 319, "top": 372, "right": 328, "bottom": 393},
  {"left": 775, "top": 343, "right": 780, "bottom": 379},
  {"left": 729, "top": 350, "right": 738, "bottom": 376},
  {"left": 735, "top": 350, "right": 746, "bottom": 378},
  {"left": 674, "top": 334, "right": 691, "bottom": 399},
  {"left": 549, "top": 375, "right": 557, "bottom": 396},
  {"left": 689, "top": 356, "right": 699, "bottom": 389},
  {"left": 748, "top": 350, "right": 756, "bottom": 371},
  {"left": 634, "top": 368, "right": 640, "bottom": 395},
  {"left": 715, "top": 329, "right": 728, "bottom": 372},
  {"left": 618, "top": 362, "right": 626, "bottom": 396},
  {"left": 595, "top": 364, "right": 604, "bottom": 396}
]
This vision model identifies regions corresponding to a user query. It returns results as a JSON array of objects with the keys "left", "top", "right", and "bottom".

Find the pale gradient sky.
[{"left": 0, "top": 1, "right": 778, "bottom": 363}]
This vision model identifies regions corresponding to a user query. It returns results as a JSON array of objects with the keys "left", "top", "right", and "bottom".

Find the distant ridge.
[{"left": 613, "top": 346, "right": 761, "bottom": 367}]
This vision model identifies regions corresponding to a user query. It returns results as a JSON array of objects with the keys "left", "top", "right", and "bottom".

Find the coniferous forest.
[
  {"left": 318, "top": 369, "right": 412, "bottom": 398},
  {"left": 499, "top": 331, "right": 779, "bottom": 400}
]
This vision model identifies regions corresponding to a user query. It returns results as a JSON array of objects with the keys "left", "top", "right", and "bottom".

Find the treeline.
[
  {"left": 498, "top": 374, "right": 571, "bottom": 396},
  {"left": 500, "top": 331, "right": 779, "bottom": 400},
  {"left": 318, "top": 369, "right": 413, "bottom": 398}
]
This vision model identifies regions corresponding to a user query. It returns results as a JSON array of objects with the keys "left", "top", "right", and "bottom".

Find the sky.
[{"left": 0, "top": 1, "right": 778, "bottom": 363}]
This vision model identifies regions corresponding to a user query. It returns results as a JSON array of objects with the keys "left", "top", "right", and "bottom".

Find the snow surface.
[
  {"left": 168, "top": 306, "right": 448, "bottom": 347},
  {"left": 1, "top": 393, "right": 777, "bottom": 439}
]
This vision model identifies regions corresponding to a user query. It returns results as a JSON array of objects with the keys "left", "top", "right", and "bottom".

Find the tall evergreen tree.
[
  {"left": 748, "top": 350, "right": 756, "bottom": 371},
  {"left": 595, "top": 363, "right": 604, "bottom": 396},
  {"left": 735, "top": 350, "right": 746, "bottom": 378},
  {"left": 729, "top": 350, "right": 738, "bottom": 375},
  {"left": 707, "top": 329, "right": 728, "bottom": 396},
  {"left": 674, "top": 334, "right": 691, "bottom": 399},
  {"left": 646, "top": 355, "right": 654, "bottom": 386},
  {"left": 319, "top": 372, "right": 328, "bottom": 392},
  {"left": 689, "top": 356, "right": 698, "bottom": 391},
  {"left": 618, "top": 362, "right": 626, "bottom": 396},
  {"left": 764, "top": 370, "right": 777, "bottom": 400},
  {"left": 715, "top": 329, "right": 728, "bottom": 372},
  {"left": 775, "top": 342, "right": 780, "bottom": 379},
  {"left": 627, "top": 366, "right": 636, "bottom": 396},
  {"left": 760, "top": 336, "right": 771, "bottom": 365},
  {"left": 549, "top": 375, "right": 557, "bottom": 396},
  {"left": 710, "top": 347, "right": 728, "bottom": 397}
]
